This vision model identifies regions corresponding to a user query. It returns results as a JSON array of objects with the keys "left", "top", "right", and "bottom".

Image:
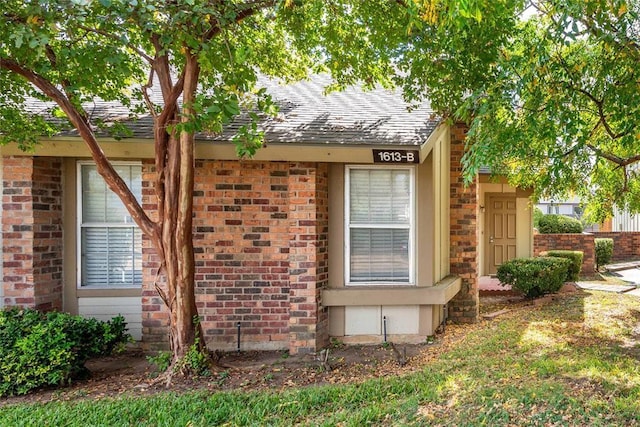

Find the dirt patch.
[
  {"left": 0, "top": 295, "right": 528, "bottom": 407},
  {"left": 479, "top": 294, "right": 527, "bottom": 314}
]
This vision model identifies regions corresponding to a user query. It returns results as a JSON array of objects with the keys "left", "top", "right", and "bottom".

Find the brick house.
[{"left": 0, "top": 75, "right": 533, "bottom": 354}]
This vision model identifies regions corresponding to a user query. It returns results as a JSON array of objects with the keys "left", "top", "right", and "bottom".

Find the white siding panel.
[
  {"left": 344, "top": 305, "right": 420, "bottom": 336},
  {"left": 382, "top": 305, "right": 419, "bottom": 334},
  {"left": 78, "top": 296, "right": 142, "bottom": 340},
  {"left": 345, "top": 306, "right": 381, "bottom": 335}
]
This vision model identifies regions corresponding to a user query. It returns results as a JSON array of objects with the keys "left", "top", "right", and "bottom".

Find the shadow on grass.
[{"left": 421, "top": 290, "right": 640, "bottom": 425}]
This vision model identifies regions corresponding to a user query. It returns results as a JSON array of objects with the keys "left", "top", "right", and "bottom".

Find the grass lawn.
[{"left": 2, "top": 290, "right": 640, "bottom": 426}]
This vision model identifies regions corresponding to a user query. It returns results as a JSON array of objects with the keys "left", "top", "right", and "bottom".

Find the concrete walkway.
[
  {"left": 576, "top": 282, "right": 637, "bottom": 293},
  {"left": 604, "top": 261, "right": 640, "bottom": 272},
  {"left": 607, "top": 267, "right": 640, "bottom": 285},
  {"left": 626, "top": 288, "right": 640, "bottom": 297},
  {"left": 575, "top": 260, "right": 640, "bottom": 295}
]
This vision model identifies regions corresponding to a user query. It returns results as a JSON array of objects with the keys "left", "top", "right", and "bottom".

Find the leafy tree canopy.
[
  {"left": 0, "top": 0, "right": 414, "bottom": 153},
  {"left": 413, "top": 0, "right": 640, "bottom": 223},
  {"left": 3, "top": 0, "right": 637, "bottom": 359},
  {"left": 5, "top": 0, "right": 638, "bottom": 225}
]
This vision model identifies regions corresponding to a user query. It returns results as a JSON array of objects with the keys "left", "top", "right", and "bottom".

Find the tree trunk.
[
  {"left": 158, "top": 53, "right": 203, "bottom": 361},
  {"left": 4, "top": 44, "right": 206, "bottom": 366}
]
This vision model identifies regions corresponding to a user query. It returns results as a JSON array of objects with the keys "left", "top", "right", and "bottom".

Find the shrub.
[
  {"left": 594, "top": 238, "right": 614, "bottom": 270},
  {"left": 533, "top": 207, "right": 544, "bottom": 229},
  {"left": 178, "top": 338, "right": 211, "bottom": 377},
  {"left": 0, "top": 309, "right": 130, "bottom": 396},
  {"left": 538, "top": 214, "right": 584, "bottom": 234},
  {"left": 541, "top": 250, "right": 584, "bottom": 281},
  {"left": 497, "top": 257, "right": 571, "bottom": 298}
]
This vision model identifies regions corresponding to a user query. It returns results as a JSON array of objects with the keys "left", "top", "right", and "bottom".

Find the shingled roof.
[{"left": 31, "top": 74, "right": 441, "bottom": 147}]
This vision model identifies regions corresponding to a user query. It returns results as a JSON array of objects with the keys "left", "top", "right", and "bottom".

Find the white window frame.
[
  {"left": 344, "top": 164, "right": 416, "bottom": 286},
  {"left": 76, "top": 161, "right": 142, "bottom": 289}
]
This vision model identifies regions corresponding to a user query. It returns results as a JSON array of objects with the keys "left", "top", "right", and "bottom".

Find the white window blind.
[
  {"left": 79, "top": 163, "right": 142, "bottom": 287},
  {"left": 346, "top": 167, "right": 414, "bottom": 284}
]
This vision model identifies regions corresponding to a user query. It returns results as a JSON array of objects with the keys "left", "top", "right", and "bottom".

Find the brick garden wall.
[
  {"left": 141, "top": 160, "right": 328, "bottom": 354},
  {"left": 534, "top": 233, "right": 596, "bottom": 274},
  {"left": 448, "top": 124, "right": 479, "bottom": 324},
  {"left": 534, "top": 232, "right": 640, "bottom": 274},
  {"left": 591, "top": 232, "right": 640, "bottom": 261},
  {"left": 2, "top": 157, "right": 63, "bottom": 310}
]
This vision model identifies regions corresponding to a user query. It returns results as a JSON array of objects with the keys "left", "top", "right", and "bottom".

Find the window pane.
[
  {"left": 350, "top": 169, "right": 410, "bottom": 224},
  {"left": 350, "top": 228, "right": 409, "bottom": 282},
  {"left": 81, "top": 227, "right": 142, "bottom": 286},
  {"left": 82, "top": 166, "right": 107, "bottom": 222},
  {"left": 82, "top": 164, "right": 142, "bottom": 223}
]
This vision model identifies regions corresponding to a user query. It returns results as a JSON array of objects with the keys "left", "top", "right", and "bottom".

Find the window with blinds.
[
  {"left": 78, "top": 162, "right": 142, "bottom": 287},
  {"left": 345, "top": 166, "right": 415, "bottom": 285}
]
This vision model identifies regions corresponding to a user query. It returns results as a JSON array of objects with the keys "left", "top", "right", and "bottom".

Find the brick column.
[
  {"left": 288, "top": 162, "right": 329, "bottom": 355},
  {"left": 2, "top": 157, "right": 63, "bottom": 311},
  {"left": 448, "top": 125, "right": 479, "bottom": 323},
  {"left": 140, "top": 160, "right": 170, "bottom": 351}
]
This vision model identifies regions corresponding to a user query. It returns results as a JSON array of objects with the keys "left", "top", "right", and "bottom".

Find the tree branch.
[
  {"left": 0, "top": 56, "right": 158, "bottom": 243},
  {"left": 585, "top": 143, "right": 624, "bottom": 165},
  {"left": 202, "top": 0, "right": 276, "bottom": 42},
  {"left": 149, "top": 34, "right": 186, "bottom": 231},
  {"left": 584, "top": 119, "right": 640, "bottom": 168},
  {"left": 585, "top": 142, "right": 640, "bottom": 169},
  {"left": 561, "top": 80, "right": 630, "bottom": 140},
  {"left": 141, "top": 68, "right": 158, "bottom": 120},
  {"left": 76, "top": 24, "right": 154, "bottom": 64},
  {"left": 44, "top": 45, "right": 77, "bottom": 107},
  {"left": 151, "top": 34, "right": 185, "bottom": 108}
]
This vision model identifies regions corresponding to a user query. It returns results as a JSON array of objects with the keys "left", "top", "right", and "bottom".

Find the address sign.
[{"left": 372, "top": 149, "right": 419, "bottom": 164}]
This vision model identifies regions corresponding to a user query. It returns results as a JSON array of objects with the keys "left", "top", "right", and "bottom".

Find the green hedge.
[
  {"left": 594, "top": 238, "right": 614, "bottom": 270},
  {"left": 497, "top": 257, "right": 571, "bottom": 298},
  {"left": 0, "top": 309, "right": 130, "bottom": 396},
  {"left": 538, "top": 214, "right": 583, "bottom": 234},
  {"left": 541, "top": 250, "right": 583, "bottom": 281}
]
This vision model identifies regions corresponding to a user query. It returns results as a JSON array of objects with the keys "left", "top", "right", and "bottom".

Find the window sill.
[
  {"left": 346, "top": 282, "right": 415, "bottom": 287},
  {"left": 322, "top": 275, "right": 461, "bottom": 307}
]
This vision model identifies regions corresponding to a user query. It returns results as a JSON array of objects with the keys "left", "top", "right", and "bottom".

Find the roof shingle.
[{"left": 29, "top": 74, "right": 440, "bottom": 146}]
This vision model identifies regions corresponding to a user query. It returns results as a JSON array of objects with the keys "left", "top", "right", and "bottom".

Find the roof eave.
[{"left": 0, "top": 124, "right": 445, "bottom": 164}]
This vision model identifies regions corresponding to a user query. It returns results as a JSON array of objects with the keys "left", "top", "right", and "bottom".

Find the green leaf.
[{"left": 223, "top": 102, "right": 240, "bottom": 116}]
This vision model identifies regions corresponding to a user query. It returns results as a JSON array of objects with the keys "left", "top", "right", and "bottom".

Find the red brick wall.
[
  {"left": 141, "top": 160, "right": 328, "bottom": 353},
  {"left": 288, "top": 163, "right": 329, "bottom": 354},
  {"left": 448, "top": 124, "right": 479, "bottom": 323},
  {"left": 591, "top": 232, "right": 640, "bottom": 261},
  {"left": 533, "top": 233, "right": 596, "bottom": 274},
  {"left": 2, "top": 157, "right": 63, "bottom": 310}
]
